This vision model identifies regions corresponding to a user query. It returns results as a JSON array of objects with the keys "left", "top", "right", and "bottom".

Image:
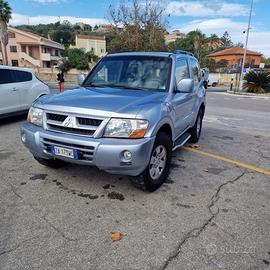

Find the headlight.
[
  {"left": 104, "top": 118, "right": 148, "bottom": 138},
  {"left": 27, "top": 107, "right": 44, "bottom": 127}
]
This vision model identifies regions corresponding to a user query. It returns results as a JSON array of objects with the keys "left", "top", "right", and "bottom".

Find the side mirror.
[
  {"left": 176, "top": 78, "right": 194, "bottom": 92},
  {"left": 201, "top": 70, "right": 205, "bottom": 78},
  {"left": 77, "top": 74, "right": 85, "bottom": 86}
]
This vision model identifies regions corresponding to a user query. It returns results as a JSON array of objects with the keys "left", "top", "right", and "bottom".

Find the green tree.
[
  {"left": 170, "top": 30, "right": 207, "bottom": 65},
  {"left": 261, "top": 56, "right": 270, "bottom": 65},
  {"left": 0, "top": 0, "right": 12, "bottom": 65},
  {"left": 108, "top": 0, "right": 168, "bottom": 52},
  {"left": 221, "top": 31, "right": 233, "bottom": 47},
  {"left": 85, "top": 51, "right": 99, "bottom": 63},
  {"left": 59, "top": 48, "right": 92, "bottom": 72}
]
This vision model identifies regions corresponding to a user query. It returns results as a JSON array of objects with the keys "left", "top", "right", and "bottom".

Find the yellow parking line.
[{"left": 183, "top": 147, "right": 270, "bottom": 176}]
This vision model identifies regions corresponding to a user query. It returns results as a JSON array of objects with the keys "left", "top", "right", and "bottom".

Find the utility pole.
[{"left": 239, "top": 0, "right": 254, "bottom": 90}]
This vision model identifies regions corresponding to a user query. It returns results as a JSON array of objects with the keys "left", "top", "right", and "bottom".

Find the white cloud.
[
  {"left": 174, "top": 18, "right": 270, "bottom": 57},
  {"left": 10, "top": 13, "right": 108, "bottom": 26},
  {"left": 167, "top": 1, "right": 249, "bottom": 17},
  {"left": 180, "top": 18, "right": 246, "bottom": 33}
]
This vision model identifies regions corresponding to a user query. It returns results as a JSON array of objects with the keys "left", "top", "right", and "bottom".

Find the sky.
[{"left": 7, "top": 0, "right": 270, "bottom": 57}]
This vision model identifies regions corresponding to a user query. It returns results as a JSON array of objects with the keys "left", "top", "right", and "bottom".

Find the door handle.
[{"left": 12, "top": 88, "right": 18, "bottom": 91}]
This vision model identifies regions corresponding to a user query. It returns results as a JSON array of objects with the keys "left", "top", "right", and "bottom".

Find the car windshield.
[{"left": 83, "top": 55, "right": 172, "bottom": 92}]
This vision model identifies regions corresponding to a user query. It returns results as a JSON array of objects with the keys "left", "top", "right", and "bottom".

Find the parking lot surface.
[{"left": 0, "top": 90, "right": 270, "bottom": 270}]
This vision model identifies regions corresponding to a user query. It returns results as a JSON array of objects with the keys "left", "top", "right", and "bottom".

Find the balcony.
[
  {"left": 41, "top": 53, "right": 51, "bottom": 61},
  {"left": 41, "top": 53, "right": 61, "bottom": 62},
  {"left": 51, "top": 55, "right": 61, "bottom": 61}
]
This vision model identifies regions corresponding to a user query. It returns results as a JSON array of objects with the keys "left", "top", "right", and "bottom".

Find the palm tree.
[
  {"left": 243, "top": 70, "right": 270, "bottom": 94},
  {"left": 0, "top": 0, "right": 12, "bottom": 65}
]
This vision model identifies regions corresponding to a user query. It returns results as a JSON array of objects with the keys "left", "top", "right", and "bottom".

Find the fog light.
[
  {"left": 123, "top": 150, "right": 132, "bottom": 161},
  {"left": 21, "top": 133, "right": 26, "bottom": 143}
]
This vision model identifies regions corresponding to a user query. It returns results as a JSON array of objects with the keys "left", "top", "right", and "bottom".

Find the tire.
[
  {"left": 34, "top": 156, "right": 68, "bottom": 169},
  {"left": 189, "top": 108, "right": 203, "bottom": 143},
  {"left": 212, "top": 82, "right": 217, "bottom": 87},
  {"left": 141, "top": 133, "right": 172, "bottom": 192},
  {"left": 203, "top": 80, "right": 208, "bottom": 89}
]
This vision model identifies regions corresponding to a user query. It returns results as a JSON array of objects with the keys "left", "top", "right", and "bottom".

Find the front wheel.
[
  {"left": 141, "top": 133, "right": 172, "bottom": 192},
  {"left": 189, "top": 108, "right": 203, "bottom": 143}
]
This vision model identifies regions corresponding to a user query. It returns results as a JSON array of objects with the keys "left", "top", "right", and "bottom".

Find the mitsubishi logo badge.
[{"left": 63, "top": 116, "right": 76, "bottom": 128}]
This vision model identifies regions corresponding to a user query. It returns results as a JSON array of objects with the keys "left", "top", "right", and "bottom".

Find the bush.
[
  {"left": 58, "top": 48, "right": 92, "bottom": 72},
  {"left": 243, "top": 70, "right": 270, "bottom": 94}
]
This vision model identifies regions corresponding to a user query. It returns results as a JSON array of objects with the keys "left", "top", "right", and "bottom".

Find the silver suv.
[{"left": 21, "top": 51, "right": 206, "bottom": 191}]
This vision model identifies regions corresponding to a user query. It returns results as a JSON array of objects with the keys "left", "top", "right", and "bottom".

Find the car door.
[
  {"left": 188, "top": 58, "right": 203, "bottom": 124},
  {"left": 171, "top": 58, "right": 194, "bottom": 137},
  {"left": 10, "top": 70, "right": 33, "bottom": 110},
  {"left": 0, "top": 69, "right": 21, "bottom": 115}
]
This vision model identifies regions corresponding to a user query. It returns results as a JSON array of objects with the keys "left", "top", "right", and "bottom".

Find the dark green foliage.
[
  {"left": 16, "top": 22, "right": 94, "bottom": 46},
  {"left": 59, "top": 48, "right": 89, "bottom": 72},
  {"left": 243, "top": 71, "right": 270, "bottom": 93},
  {"left": 0, "top": 0, "right": 12, "bottom": 23}
]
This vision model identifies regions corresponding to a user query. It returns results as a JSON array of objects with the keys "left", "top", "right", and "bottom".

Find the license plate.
[{"left": 51, "top": 146, "right": 77, "bottom": 159}]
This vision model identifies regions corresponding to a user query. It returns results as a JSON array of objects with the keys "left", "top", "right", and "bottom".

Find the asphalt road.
[{"left": 0, "top": 91, "right": 270, "bottom": 270}]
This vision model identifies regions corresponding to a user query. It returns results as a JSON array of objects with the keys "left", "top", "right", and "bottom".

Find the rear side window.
[
  {"left": 190, "top": 59, "right": 201, "bottom": 83},
  {"left": 175, "top": 59, "right": 190, "bottom": 83},
  {"left": 11, "top": 70, "right": 32, "bottom": 83},
  {"left": 0, "top": 69, "right": 13, "bottom": 84}
]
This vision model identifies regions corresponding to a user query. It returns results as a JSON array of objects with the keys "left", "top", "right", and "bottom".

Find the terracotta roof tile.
[{"left": 207, "top": 47, "right": 262, "bottom": 57}]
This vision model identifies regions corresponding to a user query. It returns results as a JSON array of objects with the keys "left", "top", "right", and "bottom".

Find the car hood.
[{"left": 35, "top": 87, "right": 167, "bottom": 116}]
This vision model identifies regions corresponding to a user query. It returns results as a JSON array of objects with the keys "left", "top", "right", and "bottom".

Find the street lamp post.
[{"left": 239, "top": 0, "right": 254, "bottom": 90}]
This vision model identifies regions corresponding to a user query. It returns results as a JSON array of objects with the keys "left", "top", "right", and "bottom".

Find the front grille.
[
  {"left": 41, "top": 138, "right": 95, "bottom": 161},
  {"left": 47, "top": 113, "right": 67, "bottom": 122},
  {"left": 45, "top": 112, "right": 104, "bottom": 137},
  {"left": 47, "top": 124, "right": 95, "bottom": 136},
  {"left": 77, "top": 117, "right": 102, "bottom": 127}
]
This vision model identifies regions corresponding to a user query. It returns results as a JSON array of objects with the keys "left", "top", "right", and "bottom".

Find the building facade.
[
  {"left": 0, "top": 27, "right": 64, "bottom": 68},
  {"left": 165, "top": 30, "right": 186, "bottom": 44},
  {"left": 207, "top": 47, "right": 262, "bottom": 68},
  {"left": 71, "top": 34, "right": 106, "bottom": 57}
]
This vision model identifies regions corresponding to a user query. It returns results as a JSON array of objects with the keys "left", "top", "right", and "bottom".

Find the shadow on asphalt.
[{"left": 0, "top": 114, "right": 27, "bottom": 126}]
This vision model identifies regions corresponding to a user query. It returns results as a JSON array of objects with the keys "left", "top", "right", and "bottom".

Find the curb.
[{"left": 226, "top": 90, "right": 270, "bottom": 98}]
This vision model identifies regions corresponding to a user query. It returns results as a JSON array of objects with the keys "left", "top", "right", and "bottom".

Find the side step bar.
[{"left": 172, "top": 133, "right": 191, "bottom": 151}]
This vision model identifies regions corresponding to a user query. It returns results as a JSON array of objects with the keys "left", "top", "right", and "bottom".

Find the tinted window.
[
  {"left": 11, "top": 70, "right": 32, "bottom": 83},
  {"left": 175, "top": 59, "right": 189, "bottom": 83},
  {"left": 190, "top": 59, "right": 200, "bottom": 83},
  {"left": 0, "top": 69, "right": 13, "bottom": 84}
]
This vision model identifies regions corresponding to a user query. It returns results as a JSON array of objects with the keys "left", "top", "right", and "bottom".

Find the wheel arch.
[{"left": 156, "top": 123, "right": 173, "bottom": 140}]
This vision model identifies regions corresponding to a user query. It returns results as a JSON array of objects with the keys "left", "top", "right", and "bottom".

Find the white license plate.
[{"left": 51, "top": 146, "right": 77, "bottom": 159}]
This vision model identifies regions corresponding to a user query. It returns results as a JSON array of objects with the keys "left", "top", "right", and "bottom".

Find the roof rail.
[{"left": 173, "top": 50, "right": 194, "bottom": 56}]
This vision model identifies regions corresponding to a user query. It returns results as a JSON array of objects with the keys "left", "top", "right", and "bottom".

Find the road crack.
[
  {"left": 8, "top": 184, "right": 77, "bottom": 242},
  {"left": 161, "top": 170, "right": 246, "bottom": 270},
  {"left": 0, "top": 235, "right": 40, "bottom": 257}
]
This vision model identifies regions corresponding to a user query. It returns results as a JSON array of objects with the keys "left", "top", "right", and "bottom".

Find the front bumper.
[{"left": 20, "top": 123, "right": 155, "bottom": 176}]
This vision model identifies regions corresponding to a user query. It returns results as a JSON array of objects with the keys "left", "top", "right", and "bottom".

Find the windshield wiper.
[
  {"left": 84, "top": 83, "right": 147, "bottom": 91},
  {"left": 109, "top": 85, "right": 147, "bottom": 91},
  {"left": 84, "top": 83, "right": 108, "bottom": 88}
]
